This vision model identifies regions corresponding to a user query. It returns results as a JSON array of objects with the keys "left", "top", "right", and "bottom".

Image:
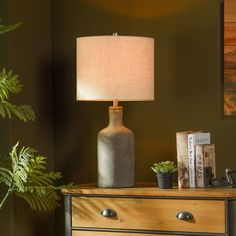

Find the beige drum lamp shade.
[{"left": 76, "top": 35, "right": 154, "bottom": 101}]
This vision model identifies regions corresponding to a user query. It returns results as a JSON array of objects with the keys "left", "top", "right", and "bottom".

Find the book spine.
[
  {"left": 188, "top": 134, "right": 195, "bottom": 187},
  {"left": 176, "top": 131, "right": 190, "bottom": 188},
  {"left": 204, "top": 144, "right": 216, "bottom": 178},
  {"left": 204, "top": 167, "right": 212, "bottom": 187},
  {"left": 188, "top": 133, "right": 211, "bottom": 188},
  {"left": 195, "top": 144, "right": 204, "bottom": 188}
]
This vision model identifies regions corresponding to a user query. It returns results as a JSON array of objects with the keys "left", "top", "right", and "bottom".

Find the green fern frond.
[
  {"left": 16, "top": 189, "right": 60, "bottom": 211},
  {"left": 16, "top": 184, "right": 62, "bottom": 211},
  {"left": 9, "top": 143, "right": 34, "bottom": 191},
  {"left": 0, "top": 101, "right": 35, "bottom": 122},
  {"left": 0, "top": 142, "right": 73, "bottom": 211},
  {"left": 0, "top": 23, "right": 35, "bottom": 122},
  {"left": 0, "top": 68, "right": 35, "bottom": 121},
  {"left": 0, "top": 21, "right": 21, "bottom": 34},
  {"left": 28, "top": 171, "right": 62, "bottom": 186},
  {"left": 0, "top": 167, "right": 13, "bottom": 186},
  {"left": 26, "top": 156, "right": 62, "bottom": 186},
  {"left": 0, "top": 68, "right": 22, "bottom": 100},
  {"left": 29, "top": 156, "right": 47, "bottom": 170}
]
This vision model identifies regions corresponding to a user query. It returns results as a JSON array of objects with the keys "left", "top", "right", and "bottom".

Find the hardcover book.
[
  {"left": 176, "top": 131, "right": 191, "bottom": 188},
  {"left": 204, "top": 167, "right": 213, "bottom": 187},
  {"left": 195, "top": 144, "right": 205, "bottom": 188},
  {"left": 188, "top": 132, "right": 211, "bottom": 188},
  {"left": 204, "top": 144, "right": 216, "bottom": 178}
]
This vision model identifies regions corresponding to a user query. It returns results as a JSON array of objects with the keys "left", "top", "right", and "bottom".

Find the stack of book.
[{"left": 176, "top": 131, "right": 216, "bottom": 188}]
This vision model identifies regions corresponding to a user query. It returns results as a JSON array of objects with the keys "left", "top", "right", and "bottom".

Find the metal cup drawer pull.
[
  {"left": 100, "top": 208, "right": 117, "bottom": 218},
  {"left": 176, "top": 211, "right": 193, "bottom": 221}
]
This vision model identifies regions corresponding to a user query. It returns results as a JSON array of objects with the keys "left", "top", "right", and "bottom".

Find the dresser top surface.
[{"left": 62, "top": 183, "right": 236, "bottom": 198}]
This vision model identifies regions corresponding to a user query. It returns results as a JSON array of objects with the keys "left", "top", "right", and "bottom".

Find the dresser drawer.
[
  {"left": 72, "top": 232, "right": 175, "bottom": 236},
  {"left": 72, "top": 197, "right": 225, "bottom": 234}
]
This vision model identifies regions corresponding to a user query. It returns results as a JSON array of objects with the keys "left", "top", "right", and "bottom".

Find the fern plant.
[
  {"left": 0, "top": 143, "right": 71, "bottom": 211},
  {"left": 0, "top": 20, "right": 71, "bottom": 211},
  {"left": 0, "top": 66, "right": 35, "bottom": 122},
  {"left": 0, "top": 20, "right": 35, "bottom": 122}
]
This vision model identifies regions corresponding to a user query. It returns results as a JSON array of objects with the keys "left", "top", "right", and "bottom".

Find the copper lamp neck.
[{"left": 113, "top": 100, "right": 119, "bottom": 107}]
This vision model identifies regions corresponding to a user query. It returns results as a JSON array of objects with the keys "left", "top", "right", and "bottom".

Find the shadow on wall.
[
  {"left": 53, "top": 57, "right": 97, "bottom": 184},
  {"left": 82, "top": 0, "right": 204, "bottom": 19}
]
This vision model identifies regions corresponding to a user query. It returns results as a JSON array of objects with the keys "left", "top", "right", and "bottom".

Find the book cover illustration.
[
  {"left": 176, "top": 131, "right": 191, "bottom": 188},
  {"left": 204, "top": 144, "right": 216, "bottom": 182}
]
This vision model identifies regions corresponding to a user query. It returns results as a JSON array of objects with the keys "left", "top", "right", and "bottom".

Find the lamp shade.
[{"left": 76, "top": 35, "right": 154, "bottom": 101}]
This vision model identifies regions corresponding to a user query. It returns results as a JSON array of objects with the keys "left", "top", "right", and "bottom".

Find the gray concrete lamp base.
[{"left": 97, "top": 106, "right": 135, "bottom": 188}]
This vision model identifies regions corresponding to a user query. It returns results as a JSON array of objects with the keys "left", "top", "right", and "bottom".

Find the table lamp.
[{"left": 76, "top": 35, "right": 154, "bottom": 187}]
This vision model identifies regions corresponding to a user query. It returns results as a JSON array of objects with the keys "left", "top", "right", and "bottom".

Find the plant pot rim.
[{"left": 156, "top": 172, "right": 175, "bottom": 176}]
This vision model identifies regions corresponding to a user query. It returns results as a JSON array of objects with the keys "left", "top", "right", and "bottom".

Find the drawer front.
[
  {"left": 72, "top": 232, "right": 175, "bottom": 236},
  {"left": 72, "top": 197, "right": 225, "bottom": 233}
]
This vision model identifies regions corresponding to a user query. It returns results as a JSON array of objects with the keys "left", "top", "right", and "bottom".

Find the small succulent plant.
[{"left": 151, "top": 161, "right": 177, "bottom": 174}]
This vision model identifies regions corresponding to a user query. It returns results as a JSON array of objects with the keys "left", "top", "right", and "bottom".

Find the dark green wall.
[
  {"left": 0, "top": 3, "right": 13, "bottom": 233},
  {"left": 52, "top": 0, "right": 231, "bottom": 182},
  {"left": 52, "top": 1, "right": 234, "bottom": 234},
  {"left": 0, "top": 1, "right": 54, "bottom": 236}
]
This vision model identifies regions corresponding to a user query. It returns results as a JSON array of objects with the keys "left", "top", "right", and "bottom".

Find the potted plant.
[{"left": 151, "top": 161, "right": 177, "bottom": 189}]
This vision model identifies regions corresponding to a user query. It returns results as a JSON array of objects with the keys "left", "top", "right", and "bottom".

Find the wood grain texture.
[
  {"left": 72, "top": 232, "right": 176, "bottom": 236},
  {"left": 224, "top": 69, "right": 236, "bottom": 115},
  {"left": 224, "top": 69, "right": 236, "bottom": 90},
  {"left": 62, "top": 183, "right": 236, "bottom": 198},
  {"left": 224, "top": 23, "right": 236, "bottom": 45},
  {"left": 224, "top": 90, "right": 236, "bottom": 115},
  {"left": 224, "top": 46, "right": 236, "bottom": 68},
  {"left": 225, "top": 0, "right": 236, "bottom": 22},
  {"left": 72, "top": 197, "right": 225, "bottom": 233},
  {"left": 224, "top": 0, "right": 236, "bottom": 115}
]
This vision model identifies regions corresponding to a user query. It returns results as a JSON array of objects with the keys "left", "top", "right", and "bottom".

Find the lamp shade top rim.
[
  {"left": 77, "top": 35, "right": 155, "bottom": 40},
  {"left": 76, "top": 98, "right": 155, "bottom": 101}
]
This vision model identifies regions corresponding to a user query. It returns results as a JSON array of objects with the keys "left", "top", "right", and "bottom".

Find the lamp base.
[{"left": 97, "top": 106, "right": 135, "bottom": 188}]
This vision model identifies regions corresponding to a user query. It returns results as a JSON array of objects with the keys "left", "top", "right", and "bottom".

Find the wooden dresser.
[{"left": 62, "top": 184, "right": 236, "bottom": 236}]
